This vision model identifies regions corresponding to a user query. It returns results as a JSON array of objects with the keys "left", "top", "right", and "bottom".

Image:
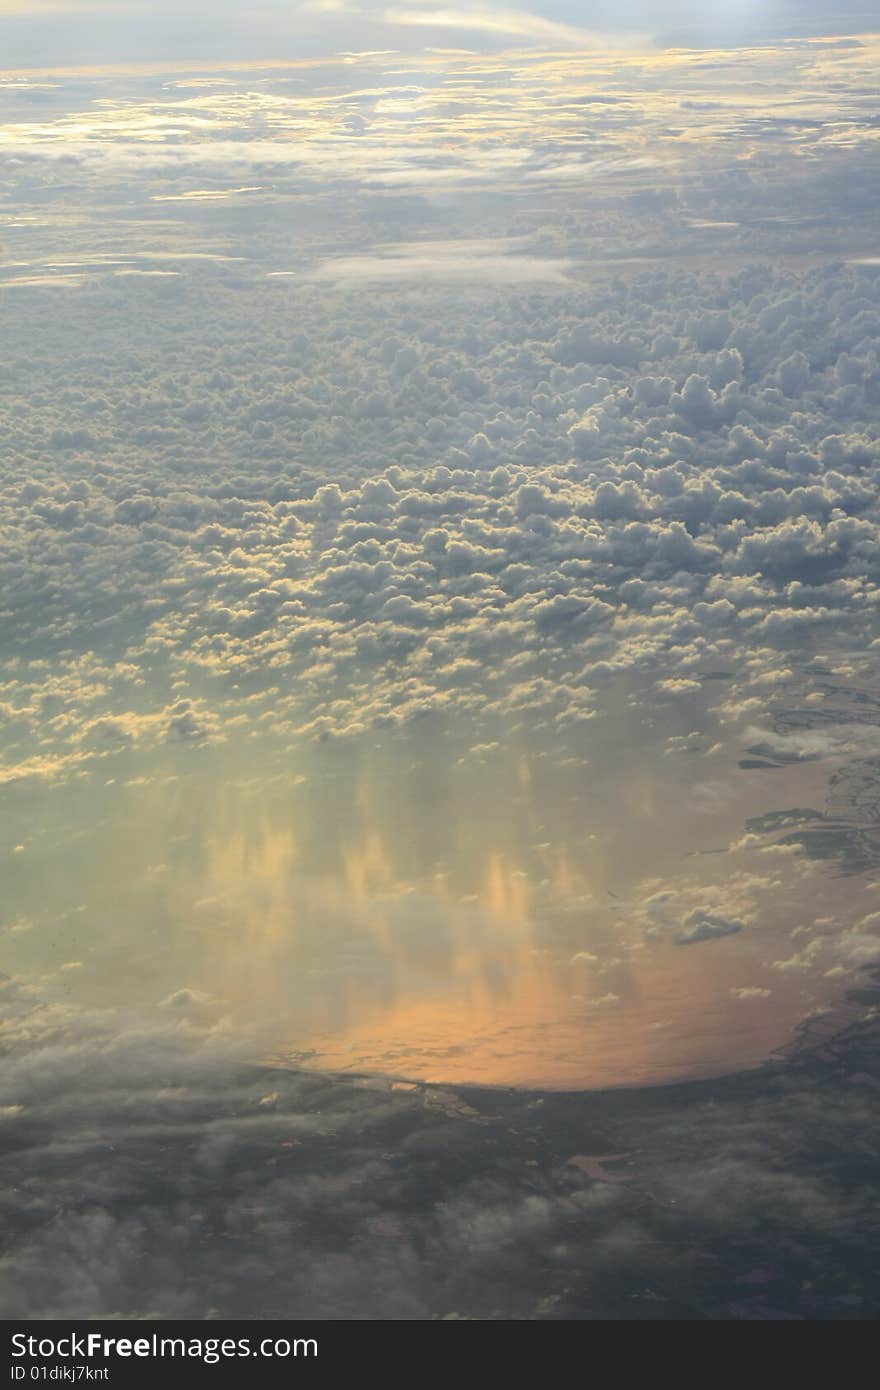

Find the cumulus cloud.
[{"left": 676, "top": 911, "right": 745, "bottom": 946}]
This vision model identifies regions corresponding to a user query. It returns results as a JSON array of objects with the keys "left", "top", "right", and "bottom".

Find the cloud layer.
[{"left": 1, "top": 26, "right": 879, "bottom": 1316}]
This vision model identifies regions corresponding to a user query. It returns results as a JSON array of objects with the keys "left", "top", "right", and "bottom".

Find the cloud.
[
  {"left": 676, "top": 911, "right": 745, "bottom": 946},
  {"left": 309, "top": 239, "right": 572, "bottom": 284},
  {"left": 1, "top": 968, "right": 877, "bottom": 1318},
  {"left": 0, "top": 32, "right": 879, "bottom": 1319},
  {"left": 381, "top": 5, "right": 627, "bottom": 48}
]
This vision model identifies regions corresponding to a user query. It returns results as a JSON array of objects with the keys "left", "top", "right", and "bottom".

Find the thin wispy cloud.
[
  {"left": 308, "top": 237, "right": 573, "bottom": 283},
  {"left": 381, "top": 5, "right": 634, "bottom": 48}
]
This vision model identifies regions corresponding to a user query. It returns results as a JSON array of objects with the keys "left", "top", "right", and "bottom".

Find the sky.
[
  {"left": 0, "top": 1, "right": 878, "bottom": 67},
  {"left": 1, "top": 0, "right": 879, "bottom": 1321}
]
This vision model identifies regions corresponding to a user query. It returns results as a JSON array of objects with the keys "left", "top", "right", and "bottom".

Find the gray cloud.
[
  {"left": 1, "top": 971, "right": 878, "bottom": 1318},
  {"left": 676, "top": 910, "right": 745, "bottom": 946}
]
